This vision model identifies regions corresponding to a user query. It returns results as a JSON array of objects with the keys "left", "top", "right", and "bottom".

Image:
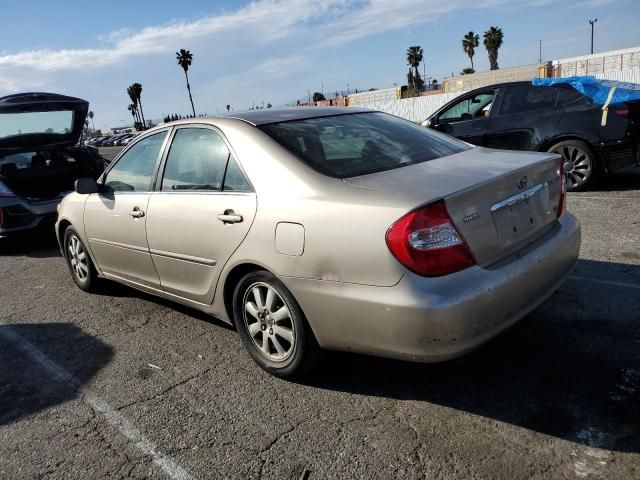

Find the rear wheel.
[
  {"left": 64, "top": 226, "right": 97, "bottom": 292},
  {"left": 233, "top": 270, "right": 320, "bottom": 378},
  {"left": 548, "top": 140, "right": 598, "bottom": 191}
]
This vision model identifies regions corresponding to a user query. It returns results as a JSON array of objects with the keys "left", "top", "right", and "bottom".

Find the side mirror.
[
  {"left": 423, "top": 118, "right": 435, "bottom": 128},
  {"left": 75, "top": 177, "right": 99, "bottom": 195}
]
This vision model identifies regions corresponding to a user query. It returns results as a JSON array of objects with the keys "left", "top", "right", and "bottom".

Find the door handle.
[
  {"left": 130, "top": 207, "right": 145, "bottom": 218},
  {"left": 217, "top": 210, "right": 243, "bottom": 224}
]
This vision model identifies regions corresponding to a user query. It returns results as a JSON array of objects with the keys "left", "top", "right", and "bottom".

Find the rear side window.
[
  {"left": 259, "top": 112, "right": 469, "bottom": 178},
  {"left": 104, "top": 131, "right": 167, "bottom": 192},
  {"left": 499, "top": 86, "right": 559, "bottom": 115},
  {"left": 557, "top": 85, "right": 585, "bottom": 106},
  {"left": 161, "top": 128, "right": 229, "bottom": 191},
  {"left": 223, "top": 157, "right": 252, "bottom": 192}
]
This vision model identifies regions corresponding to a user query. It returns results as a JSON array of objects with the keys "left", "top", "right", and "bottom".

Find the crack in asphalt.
[{"left": 117, "top": 368, "right": 213, "bottom": 411}]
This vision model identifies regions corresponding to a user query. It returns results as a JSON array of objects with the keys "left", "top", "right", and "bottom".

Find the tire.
[
  {"left": 63, "top": 226, "right": 98, "bottom": 292},
  {"left": 233, "top": 270, "right": 320, "bottom": 378},
  {"left": 547, "top": 140, "right": 599, "bottom": 192}
]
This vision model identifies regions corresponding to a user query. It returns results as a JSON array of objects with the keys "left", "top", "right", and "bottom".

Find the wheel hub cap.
[
  {"left": 552, "top": 144, "right": 592, "bottom": 190},
  {"left": 68, "top": 235, "right": 89, "bottom": 282},
  {"left": 243, "top": 282, "right": 296, "bottom": 362}
]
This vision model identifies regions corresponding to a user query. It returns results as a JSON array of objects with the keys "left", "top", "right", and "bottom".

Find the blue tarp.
[{"left": 532, "top": 76, "right": 640, "bottom": 105}]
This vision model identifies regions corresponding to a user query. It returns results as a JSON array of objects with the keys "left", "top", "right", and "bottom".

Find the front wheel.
[
  {"left": 233, "top": 270, "right": 320, "bottom": 378},
  {"left": 64, "top": 226, "right": 98, "bottom": 292},
  {"left": 548, "top": 140, "right": 599, "bottom": 191}
]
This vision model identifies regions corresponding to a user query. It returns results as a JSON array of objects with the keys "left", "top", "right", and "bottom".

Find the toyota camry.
[{"left": 56, "top": 108, "right": 581, "bottom": 377}]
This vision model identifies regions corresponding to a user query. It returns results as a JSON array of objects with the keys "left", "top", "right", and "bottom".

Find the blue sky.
[{"left": 1, "top": 0, "right": 638, "bottom": 129}]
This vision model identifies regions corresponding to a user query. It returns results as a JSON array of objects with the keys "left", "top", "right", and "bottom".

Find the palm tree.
[
  {"left": 484, "top": 26, "right": 504, "bottom": 70},
  {"left": 127, "top": 104, "right": 138, "bottom": 127},
  {"left": 406, "top": 46, "right": 424, "bottom": 89},
  {"left": 126, "top": 86, "right": 142, "bottom": 124},
  {"left": 462, "top": 31, "right": 480, "bottom": 69},
  {"left": 176, "top": 49, "right": 196, "bottom": 116},
  {"left": 88, "top": 110, "right": 95, "bottom": 132},
  {"left": 130, "top": 83, "right": 145, "bottom": 128}
]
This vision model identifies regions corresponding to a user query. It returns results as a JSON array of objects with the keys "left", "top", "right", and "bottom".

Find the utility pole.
[
  {"left": 347, "top": 83, "right": 350, "bottom": 95},
  {"left": 539, "top": 39, "right": 542, "bottom": 63},
  {"left": 321, "top": 81, "right": 324, "bottom": 95},
  {"left": 589, "top": 18, "right": 598, "bottom": 54}
]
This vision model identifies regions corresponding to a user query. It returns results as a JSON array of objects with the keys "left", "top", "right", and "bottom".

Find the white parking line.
[
  {"left": 0, "top": 324, "right": 196, "bottom": 480},
  {"left": 569, "top": 275, "right": 640, "bottom": 290}
]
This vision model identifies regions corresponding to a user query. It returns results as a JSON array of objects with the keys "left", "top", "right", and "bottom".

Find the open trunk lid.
[
  {"left": 344, "top": 147, "right": 563, "bottom": 267},
  {"left": 0, "top": 92, "right": 88, "bottom": 151}
]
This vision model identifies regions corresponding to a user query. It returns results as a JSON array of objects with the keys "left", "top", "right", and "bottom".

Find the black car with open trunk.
[{"left": 0, "top": 92, "right": 105, "bottom": 237}]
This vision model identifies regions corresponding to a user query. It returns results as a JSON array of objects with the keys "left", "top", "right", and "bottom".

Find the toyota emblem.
[{"left": 517, "top": 175, "right": 528, "bottom": 190}]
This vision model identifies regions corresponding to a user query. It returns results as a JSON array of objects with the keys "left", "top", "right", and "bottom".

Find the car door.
[
  {"left": 484, "top": 85, "right": 560, "bottom": 151},
  {"left": 84, "top": 130, "right": 169, "bottom": 288},
  {"left": 145, "top": 125, "right": 257, "bottom": 304},
  {"left": 431, "top": 89, "right": 497, "bottom": 145}
]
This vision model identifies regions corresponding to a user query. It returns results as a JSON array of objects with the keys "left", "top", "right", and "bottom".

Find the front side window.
[
  {"left": 259, "top": 112, "right": 470, "bottom": 178},
  {"left": 161, "top": 128, "right": 229, "bottom": 191},
  {"left": 499, "top": 86, "right": 559, "bottom": 115},
  {"left": 439, "top": 91, "right": 496, "bottom": 122},
  {"left": 104, "top": 131, "right": 167, "bottom": 192}
]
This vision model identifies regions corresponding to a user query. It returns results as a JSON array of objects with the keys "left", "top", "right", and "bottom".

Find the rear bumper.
[
  {"left": 0, "top": 197, "right": 59, "bottom": 238},
  {"left": 598, "top": 138, "right": 640, "bottom": 174},
  {"left": 282, "top": 213, "right": 581, "bottom": 362}
]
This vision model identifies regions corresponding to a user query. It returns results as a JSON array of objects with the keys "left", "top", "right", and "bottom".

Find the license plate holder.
[{"left": 491, "top": 184, "right": 550, "bottom": 247}]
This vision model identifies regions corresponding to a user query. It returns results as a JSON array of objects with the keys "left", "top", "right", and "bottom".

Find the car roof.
[
  {"left": 222, "top": 107, "right": 373, "bottom": 126},
  {"left": 460, "top": 80, "right": 573, "bottom": 95}
]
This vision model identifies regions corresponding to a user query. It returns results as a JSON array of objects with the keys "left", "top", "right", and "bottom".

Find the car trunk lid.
[
  {"left": 344, "top": 147, "right": 563, "bottom": 267},
  {"left": 0, "top": 92, "right": 88, "bottom": 151}
]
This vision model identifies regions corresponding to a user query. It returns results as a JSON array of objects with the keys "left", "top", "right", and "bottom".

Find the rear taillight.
[
  {"left": 558, "top": 158, "right": 566, "bottom": 217},
  {"left": 614, "top": 109, "right": 630, "bottom": 117},
  {"left": 386, "top": 200, "right": 476, "bottom": 277}
]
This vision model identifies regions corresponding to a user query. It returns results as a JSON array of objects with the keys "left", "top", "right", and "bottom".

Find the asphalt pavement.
[{"left": 0, "top": 170, "right": 638, "bottom": 480}]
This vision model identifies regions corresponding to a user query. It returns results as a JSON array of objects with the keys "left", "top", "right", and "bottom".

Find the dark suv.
[{"left": 423, "top": 81, "right": 640, "bottom": 190}]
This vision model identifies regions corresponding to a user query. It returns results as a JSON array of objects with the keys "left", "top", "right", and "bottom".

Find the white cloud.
[
  {"left": 0, "top": 0, "right": 589, "bottom": 72},
  {"left": 256, "top": 55, "right": 308, "bottom": 76},
  {"left": 0, "top": 0, "right": 345, "bottom": 72}
]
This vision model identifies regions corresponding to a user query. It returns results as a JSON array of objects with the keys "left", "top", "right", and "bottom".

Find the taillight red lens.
[
  {"left": 558, "top": 157, "right": 566, "bottom": 217},
  {"left": 614, "top": 109, "right": 629, "bottom": 117},
  {"left": 386, "top": 200, "right": 476, "bottom": 277}
]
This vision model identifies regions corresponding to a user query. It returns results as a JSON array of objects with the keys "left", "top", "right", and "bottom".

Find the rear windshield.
[
  {"left": 259, "top": 112, "right": 470, "bottom": 178},
  {"left": 0, "top": 110, "right": 74, "bottom": 140}
]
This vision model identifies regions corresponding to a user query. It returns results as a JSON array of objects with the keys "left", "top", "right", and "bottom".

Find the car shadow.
[
  {"left": 590, "top": 168, "right": 640, "bottom": 192},
  {"left": 0, "top": 323, "right": 113, "bottom": 426},
  {"left": 0, "top": 230, "right": 61, "bottom": 259},
  {"left": 304, "top": 258, "right": 640, "bottom": 453}
]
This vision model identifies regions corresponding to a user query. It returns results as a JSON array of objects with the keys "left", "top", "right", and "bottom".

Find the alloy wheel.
[
  {"left": 551, "top": 144, "right": 593, "bottom": 190},
  {"left": 243, "top": 282, "right": 296, "bottom": 362},
  {"left": 68, "top": 234, "right": 89, "bottom": 283}
]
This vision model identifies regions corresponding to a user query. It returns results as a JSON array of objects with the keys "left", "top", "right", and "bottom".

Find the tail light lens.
[
  {"left": 386, "top": 200, "right": 476, "bottom": 277},
  {"left": 557, "top": 157, "right": 566, "bottom": 217},
  {"left": 613, "top": 109, "right": 629, "bottom": 117}
]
